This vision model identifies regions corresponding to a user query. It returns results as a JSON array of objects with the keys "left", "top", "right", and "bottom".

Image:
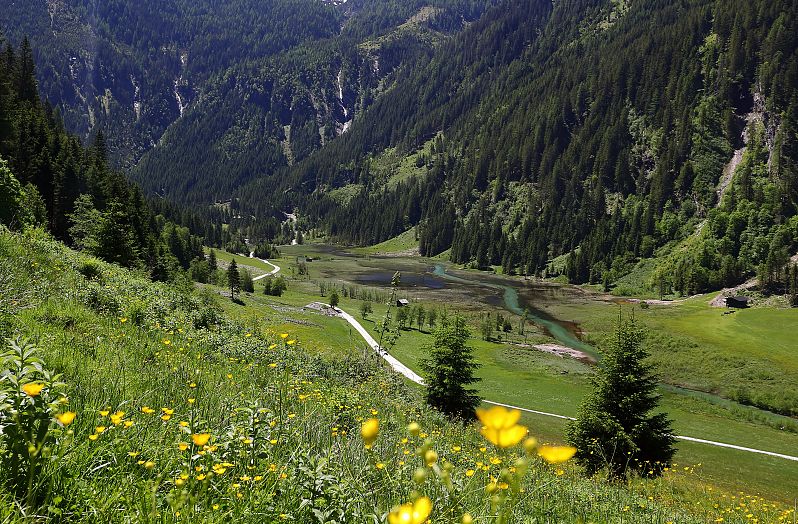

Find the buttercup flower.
[
  {"left": 476, "top": 406, "right": 527, "bottom": 448},
  {"left": 538, "top": 445, "right": 577, "bottom": 464},
  {"left": 22, "top": 383, "right": 45, "bottom": 397},
  {"left": 361, "top": 418, "right": 379, "bottom": 447},
  {"left": 56, "top": 411, "right": 76, "bottom": 426},
  {"left": 388, "top": 496, "right": 432, "bottom": 524},
  {"left": 192, "top": 433, "right": 211, "bottom": 446}
]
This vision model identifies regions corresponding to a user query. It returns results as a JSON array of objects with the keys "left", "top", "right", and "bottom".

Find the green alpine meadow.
[{"left": 0, "top": 0, "right": 797, "bottom": 521}]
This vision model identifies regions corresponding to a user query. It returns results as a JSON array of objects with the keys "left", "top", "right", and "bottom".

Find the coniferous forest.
[{"left": 0, "top": 36, "right": 204, "bottom": 280}]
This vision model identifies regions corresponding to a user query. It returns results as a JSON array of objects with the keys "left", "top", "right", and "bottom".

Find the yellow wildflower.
[
  {"left": 192, "top": 433, "right": 211, "bottom": 446},
  {"left": 280, "top": 333, "right": 289, "bottom": 339},
  {"left": 537, "top": 445, "right": 577, "bottom": 464},
  {"left": 141, "top": 406, "right": 155, "bottom": 414},
  {"left": 56, "top": 412, "right": 76, "bottom": 426},
  {"left": 424, "top": 449, "right": 438, "bottom": 466},
  {"left": 388, "top": 496, "right": 432, "bottom": 524},
  {"left": 476, "top": 406, "right": 527, "bottom": 448},
  {"left": 110, "top": 411, "right": 125, "bottom": 425},
  {"left": 361, "top": 418, "right": 379, "bottom": 447},
  {"left": 21, "top": 383, "right": 45, "bottom": 397}
]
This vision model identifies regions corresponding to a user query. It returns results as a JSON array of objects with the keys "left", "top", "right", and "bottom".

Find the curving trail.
[
  {"left": 249, "top": 253, "right": 281, "bottom": 281},
  {"left": 327, "top": 304, "right": 798, "bottom": 463}
]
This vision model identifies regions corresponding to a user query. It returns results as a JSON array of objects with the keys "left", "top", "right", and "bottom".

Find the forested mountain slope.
[
  {"left": 1, "top": 0, "right": 494, "bottom": 202},
  {"left": 5, "top": 0, "right": 797, "bottom": 296},
  {"left": 236, "top": 0, "right": 798, "bottom": 296},
  {"left": 0, "top": 36, "right": 205, "bottom": 281}
]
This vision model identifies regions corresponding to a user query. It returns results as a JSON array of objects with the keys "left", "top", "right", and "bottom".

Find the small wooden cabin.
[{"left": 725, "top": 296, "right": 751, "bottom": 308}]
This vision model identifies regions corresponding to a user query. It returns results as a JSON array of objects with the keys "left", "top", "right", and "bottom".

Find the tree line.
[{"left": 0, "top": 35, "right": 203, "bottom": 281}]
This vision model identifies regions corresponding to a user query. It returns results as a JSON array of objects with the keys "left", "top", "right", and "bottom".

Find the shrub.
[{"left": 0, "top": 338, "right": 72, "bottom": 508}]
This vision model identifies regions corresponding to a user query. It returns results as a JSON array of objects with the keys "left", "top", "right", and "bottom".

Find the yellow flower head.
[
  {"left": 424, "top": 449, "right": 438, "bottom": 466},
  {"left": 56, "top": 412, "right": 76, "bottom": 426},
  {"left": 178, "top": 442, "right": 189, "bottom": 451},
  {"left": 99, "top": 409, "right": 110, "bottom": 417},
  {"left": 361, "top": 418, "right": 379, "bottom": 447},
  {"left": 287, "top": 340, "right": 296, "bottom": 345},
  {"left": 537, "top": 445, "right": 577, "bottom": 464},
  {"left": 476, "top": 406, "right": 527, "bottom": 448},
  {"left": 22, "top": 383, "right": 45, "bottom": 397},
  {"left": 280, "top": 333, "right": 289, "bottom": 339},
  {"left": 141, "top": 406, "right": 155, "bottom": 414},
  {"left": 192, "top": 433, "right": 211, "bottom": 447},
  {"left": 407, "top": 422, "right": 421, "bottom": 436},
  {"left": 388, "top": 496, "right": 432, "bottom": 524},
  {"left": 110, "top": 411, "right": 125, "bottom": 425}
]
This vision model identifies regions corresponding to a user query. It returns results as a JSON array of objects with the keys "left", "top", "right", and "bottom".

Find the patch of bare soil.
[{"left": 516, "top": 343, "right": 596, "bottom": 363}]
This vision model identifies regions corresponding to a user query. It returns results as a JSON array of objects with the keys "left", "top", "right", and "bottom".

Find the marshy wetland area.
[{"left": 213, "top": 242, "right": 798, "bottom": 504}]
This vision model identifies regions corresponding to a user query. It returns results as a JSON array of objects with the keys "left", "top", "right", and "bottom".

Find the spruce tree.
[
  {"left": 420, "top": 315, "right": 481, "bottom": 419},
  {"left": 208, "top": 249, "right": 217, "bottom": 271},
  {"left": 227, "top": 259, "right": 240, "bottom": 301},
  {"left": 240, "top": 268, "right": 254, "bottom": 293},
  {"left": 567, "top": 314, "right": 675, "bottom": 478}
]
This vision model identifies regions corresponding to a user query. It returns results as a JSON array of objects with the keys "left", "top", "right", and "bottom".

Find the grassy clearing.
[
  {"left": 353, "top": 228, "right": 419, "bottom": 255},
  {"left": 8, "top": 232, "right": 792, "bottom": 522},
  {"left": 543, "top": 294, "right": 798, "bottom": 417}
]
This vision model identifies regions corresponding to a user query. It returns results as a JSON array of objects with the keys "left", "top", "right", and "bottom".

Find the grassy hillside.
[{"left": 0, "top": 229, "right": 795, "bottom": 522}]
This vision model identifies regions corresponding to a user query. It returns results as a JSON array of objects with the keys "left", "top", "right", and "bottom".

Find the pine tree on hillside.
[
  {"left": 227, "top": 259, "right": 240, "bottom": 301},
  {"left": 567, "top": 313, "right": 675, "bottom": 479},
  {"left": 420, "top": 315, "right": 481, "bottom": 420}
]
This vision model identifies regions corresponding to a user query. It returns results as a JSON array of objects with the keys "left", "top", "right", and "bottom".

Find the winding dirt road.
[{"left": 248, "top": 253, "right": 281, "bottom": 281}]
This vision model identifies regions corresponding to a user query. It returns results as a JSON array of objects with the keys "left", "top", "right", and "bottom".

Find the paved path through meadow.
[{"left": 328, "top": 304, "right": 798, "bottom": 463}]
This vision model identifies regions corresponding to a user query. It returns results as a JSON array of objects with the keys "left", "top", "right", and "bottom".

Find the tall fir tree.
[
  {"left": 420, "top": 315, "right": 481, "bottom": 420},
  {"left": 567, "top": 313, "right": 675, "bottom": 478},
  {"left": 227, "top": 259, "right": 240, "bottom": 301}
]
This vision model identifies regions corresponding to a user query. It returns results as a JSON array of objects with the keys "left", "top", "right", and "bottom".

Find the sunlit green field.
[
  {"left": 12, "top": 230, "right": 793, "bottom": 522},
  {"left": 205, "top": 243, "right": 798, "bottom": 504}
]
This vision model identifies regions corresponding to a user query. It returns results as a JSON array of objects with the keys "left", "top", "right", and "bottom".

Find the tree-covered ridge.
[
  {"left": 238, "top": 0, "right": 797, "bottom": 296},
  {"left": 1, "top": 0, "right": 496, "bottom": 203},
  {"left": 0, "top": 0, "right": 342, "bottom": 167},
  {"left": 0, "top": 36, "right": 203, "bottom": 280}
]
